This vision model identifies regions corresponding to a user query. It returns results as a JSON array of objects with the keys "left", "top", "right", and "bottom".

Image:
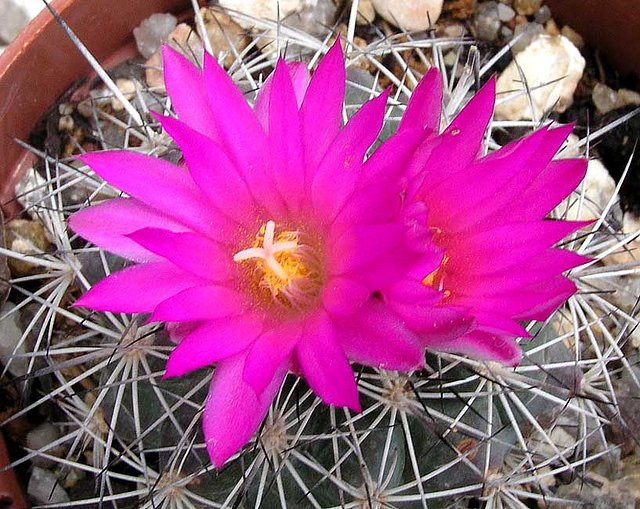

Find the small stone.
[
  {"left": 57, "top": 103, "right": 74, "bottom": 116},
  {"left": 6, "top": 219, "right": 51, "bottom": 277},
  {"left": 497, "top": 2, "right": 515, "bottom": 22},
  {"left": 111, "top": 78, "right": 137, "bottom": 111},
  {"left": 559, "top": 158, "right": 616, "bottom": 222},
  {"left": 593, "top": 83, "right": 621, "bottom": 115},
  {"left": 58, "top": 115, "right": 74, "bottom": 133},
  {"left": 200, "top": 8, "right": 249, "bottom": 68},
  {"left": 219, "top": 0, "right": 319, "bottom": 29},
  {"left": 220, "top": 0, "right": 336, "bottom": 57},
  {"left": 500, "top": 25, "right": 513, "bottom": 39},
  {"left": 0, "top": 0, "right": 44, "bottom": 43},
  {"left": 443, "top": 23, "right": 466, "bottom": 38},
  {"left": 445, "top": 0, "right": 476, "bottom": 20},
  {"left": 145, "top": 23, "right": 203, "bottom": 90},
  {"left": 495, "top": 34, "right": 585, "bottom": 121},
  {"left": 618, "top": 89, "right": 640, "bottom": 107},
  {"left": 545, "top": 18, "right": 560, "bottom": 36},
  {"left": 472, "top": 1, "right": 501, "bottom": 41},
  {"left": 145, "top": 52, "right": 165, "bottom": 90},
  {"left": 27, "top": 423, "right": 63, "bottom": 468},
  {"left": 62, "top": 467, "right": 85, "bottom": 490},
  {"left": 133, "top": 12, "right": 178, "bottom": 59},
  {"left": 512, "top": 13, "right": 527, "bottom": 26},
  {"left": 513, "top": 0, "right": 541, "bottom": 16},
  {"left": 443, "top": 51, "right": 458, "bottom": 67},
  {"left": 76, "top": 99, "right": 94, "bottom": 118},
  {"left": 14, "top": 169, "right": 55, "bottom": 223},
  {"left": 534, "top": 4, "right": 551, "bottom": 23},
  {"left": 371, "top": 0, "right": 443, "bottom": 31},
  {"left": 0, "top": 302, "right": 28, "bottom": 379},
  {"left": 511, "top": 21, "right": 545, "bottom": 53},
  {"left": 593, "top": 83, "right": 640, "bottom": 115},
  {"left": 560, "top": 24, "right": 584, "bottom": 49},
  {"left": 355, "top": 0, "right": 376, "bottom": 25},
  {"left": 0, "top": 45, "right": 5, "bottom": 55},
  {"left": 606, "top": 212, "right": 640, "bottom": 267},
  {"left": 282, "top": 0, "right": 337, "bottom": 39},
  {"left": 27, "top": 467, "right": 70, "bottom": 505}
]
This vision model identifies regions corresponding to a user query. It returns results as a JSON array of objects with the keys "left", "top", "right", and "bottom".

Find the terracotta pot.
[
  {"left": 0, "top": 431, "right": 27, "bottom": 509},
  {"left": 0, "top": 0, "right": 194, "bottom": 216},
  {"left": 546, "top": 0, "right": 640, "bottom": 78},
  {"left": 0, "top": 1, "right": 196, "bottom": 502}
]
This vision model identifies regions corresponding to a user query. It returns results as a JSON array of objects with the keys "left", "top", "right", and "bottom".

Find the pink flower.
[
  {"left": 68, "top": 43, "right": 464, "bottom": 467},
  {"left": 394, "top": 70, "right": 590, "bottom": 365}
]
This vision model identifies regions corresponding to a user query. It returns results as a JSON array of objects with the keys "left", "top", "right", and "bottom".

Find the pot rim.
[{"left": 0, "top": 0, "right": 193, "bottom": 217}]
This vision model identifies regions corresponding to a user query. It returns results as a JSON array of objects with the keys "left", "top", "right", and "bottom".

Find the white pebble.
[
  {"left": 111, "top": 78, "right": 137, "bottom": 112},
  {"left": 219, "top": 0, "right": 318, "bottom": 29},
  {"left": 0, "top": 302, "right": 28, "bottom": 379},
  {"left": 0, "top": 0, "right": 44, "bottom": 43},
  {"left": 559, "top": 158, "right": 615, "bottom": 222},
  {"left": 371, "top": 0, "right": 443, "bottom": 31},
  {"left": 28, "top": 467, "right": 70, "bottom": 505},
  {"left": 58, "top": 115, "right": 74, "bottom": 133},
  {"left": 356, "top": 0, "right": 376, "bottom": 25},
  {"left": 495, "top": 34, "right": 585, "bottom": 121},
  {"left": 133, "top": 13, "right": 178, "bottom": 59},
  {"left": 27, "top": 423, "right": 62, "bottom": 468},
  {"left": 497, "top": 3, "right": 515, "bottom": 22},
  {"left": 592, "top": 83, "right": 640, "bottom": 115}
]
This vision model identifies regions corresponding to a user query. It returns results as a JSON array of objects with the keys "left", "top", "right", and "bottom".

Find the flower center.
[
  {"left": 233, "top": 220, "right": 323, "bottom": 310},
  {"left": 422, "top": 227, "right": 451, "bottom": 299}
]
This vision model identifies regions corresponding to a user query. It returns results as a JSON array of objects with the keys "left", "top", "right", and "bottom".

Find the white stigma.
[{"left": 233, "top": 220, "right": 298, "bottom": 281}]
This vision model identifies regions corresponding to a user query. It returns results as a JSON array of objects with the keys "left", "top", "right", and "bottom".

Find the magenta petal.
[
  {"left": 472, "top": 312, "right": 531, "bottom": 338},
  {"left": 164, "top": 315, "right": 263, "bottom": 377},
  {"left": 153, "top": 114, "right": 255, "bottom": 225},
  {"left": 203, "top": 353, "right": 289, "bottom": 468},
  {"left": 452, "top": 249, "right": 589, "bottom": 296},
  {"left": 243, "top": 322, "right": 302, "bottom": 396},
  {"left": 254, "top": 61, "right": 309, "bottom": 128},
  {"left": 328, "top": 221, "right": 404, "bottom": 275},
  {"left": 399, "top": 68, "right": 442, "bottom": 132},
  {"left": 337, "top": 300, "right": 424, "bottom": 371},
  {"left": 408, "top": 78, "right": 496, "bottom": 194},
  {"left": 512, "top": 276, "right": 577, "bottom": 321},
  {"left": 442, "top": 330, "right": 522, "bottom": 366},
  {"left": 448, "top": 220, "right": 589, "bottom": 275},
  {"left": 78, "top": 151, "right": 231, "bottom": 240},
  {"left": 454, "top": 275, "right": 576, "bottom": 321},
  {"left": 312, "top": 89, "right": 391, "bottom": 220},
  {"left": 267, "top": 59, "right": 305, "bottom": 212},
  {"left": 321, "top": 277, "right": 370, "bottom": 316},
  {"left": 68, "top": 198, "right": 187, "bottom": 262},
  {"left": 165, "top": 321, "right": 199, "bottom": 344},
  {"left": 74, "top": 261, "right": 206, "bottom": 313},
  {"left": 150, "top": 286, "right": 245, "bottom": 322},
  {"left": 445, "top": 76, "right": 496, "bottom": 149},
  {"left": 126, "top": 228, "right": 235, "bottom": 281},
  {"left": 201, "top": 53, "right": 286, "bottom": 216},
  {"left": 508, "top": 158, "right": 588, "bottom": 221},
  {"left": 161, "top": 45, "right": 220, "bottom": 142},
  {"left": 296, "top": 312, "right": 361, "bottom": 411},
  {"left": 435, "top": 127, "right": 577, "bottom": 232},
  {"left": 300, "top": 40, "right": 345, "bottom": 171}
]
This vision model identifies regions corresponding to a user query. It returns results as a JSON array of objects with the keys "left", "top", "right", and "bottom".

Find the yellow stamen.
[
  {"left": 422, "top": 254, "right": 449, "bottom": 291},
  {"left": 233, "top": 220, "right": 323, "bottom": 309}
]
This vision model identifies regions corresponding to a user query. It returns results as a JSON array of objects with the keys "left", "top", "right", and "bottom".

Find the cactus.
[{"left": 1, "top": 4, "right": 639, "bottom": 508}]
